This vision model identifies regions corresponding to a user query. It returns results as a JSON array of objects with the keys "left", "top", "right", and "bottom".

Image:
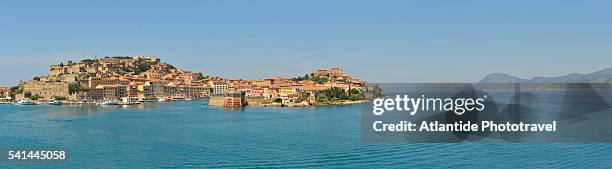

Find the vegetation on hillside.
[
  {"left": 28, "top": 93, "right": 41, "bottom": 100},
  {"left": 292, "top": 73, "right": 328, "bottom": 84},
  {"left": 80, "top": 59, "right": 98, "bottom": 65},
  {"left": 69, "top": 84, "right": 79, "bottom": 94},
  {"left": 316, "top": 87, "right": 364, "bottom": 102},
  {"left": 53, "top": 96, "right": 67, "bottom": 100}
]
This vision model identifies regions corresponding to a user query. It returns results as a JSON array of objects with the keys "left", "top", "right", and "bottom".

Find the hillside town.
[{"left": 0, "top": 56, "right": 383, "bottom": 107}]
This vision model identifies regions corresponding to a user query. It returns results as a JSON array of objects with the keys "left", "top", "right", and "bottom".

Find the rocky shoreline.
[{"left": 252, "top": 100, "right": 370, "bottom": 107}]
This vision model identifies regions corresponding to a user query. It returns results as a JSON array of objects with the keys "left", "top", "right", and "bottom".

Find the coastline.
[
  {"left": 3, "top": 99, "right": 372, "bottom": 107},
  {"left": 251, "top": 100, "right": 370, "bottom": 107}
]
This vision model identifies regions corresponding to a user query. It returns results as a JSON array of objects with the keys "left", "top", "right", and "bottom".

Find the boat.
[
  {"left": 185, "top": 98, "right": 193, "bottom": 101},
  {"left": 119, "top": 97, "right": 142, "bottom": 105},
  {"left": 172, "top": 95, "right": 186, "bottom": 100},
  {"left": 16, "top": 98, "right": 37, "bottom": 105},
  {"left": 49, "top": 100, "right": 63, "bottom": 105},
  {"left": 157, "top": 97, "right": 173, "bottom": 102},
  {"left": 97, "top": 100, "right": 119, "bottom": 105}
]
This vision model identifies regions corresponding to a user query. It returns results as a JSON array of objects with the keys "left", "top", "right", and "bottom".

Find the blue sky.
[{"left": 1, "top": 0, "right": 611, "bottom": 86}]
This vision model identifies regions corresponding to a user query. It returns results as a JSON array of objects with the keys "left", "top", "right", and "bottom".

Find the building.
[
  {"left": 87, "top": 88, "right": 104, "bottom": 101},
  {"left": 137, "top": 84, "right": 155, "bottom": 100},
  {"left": 49, "top": 65, "right": 68, "bottom": 77},
  {"left": 212, "top": 82, "right": 228, "bottom": 95},
  {"left": 0, "top": 87, "right": 10, "bottom": 98},
  {"left": 150, "top": 64, "right": 169, "bottom": 72},
  {"left": 209, "top": 91, "right": 247, "bottom": 107},
  {"left": 146, "top": 81, "right": 166, "bottom": 98},
  {"left": 97, "top": 85, "right": 127, "bottom": 100},
  {"left": 247, "top": 87, "right": 264, "bottom": 98},
  {"left": 278, "top": 87, "right": 302, "bottom": 97},
  {"left": 48, "top": 63, "right": 85, "bottom": 77},
  {"left": 314, "top": 67, "right": 344, "bottom": 77},
  {"left": 181, "top": 85, "right": 211, "bottom": 98},
  {"left": 89, "top": 77, "right": 129, "bottom": 88},
  {"left": 252, "top": 80, "right": 271, "bottom": 87}
]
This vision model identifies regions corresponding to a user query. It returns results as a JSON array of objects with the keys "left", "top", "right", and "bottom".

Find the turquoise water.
[{"left": 1, "top": 101, "right": 611, "bottom": 168}]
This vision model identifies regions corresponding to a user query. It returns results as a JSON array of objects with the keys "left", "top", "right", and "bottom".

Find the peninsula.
[{"left": 0, "top": 56, "right": 383, "bottom": 107}]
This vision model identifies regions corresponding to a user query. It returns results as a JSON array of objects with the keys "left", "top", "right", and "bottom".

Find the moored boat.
[
  {"left": 157, "top": 97, "right": 173, "bottom": 102},
  {"left": 97, "top": 100, "right": 119, "bottom": 105},
  {"left": 49, "top": 100, "right": 63, "bottom": 105},
  {"left": 16, "top": 98, "right": 37, "bottom": 105}
]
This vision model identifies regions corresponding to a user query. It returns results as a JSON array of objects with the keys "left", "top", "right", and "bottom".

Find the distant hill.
[{"left": 479, "top": 67, "right": 612, "bottom": 83}]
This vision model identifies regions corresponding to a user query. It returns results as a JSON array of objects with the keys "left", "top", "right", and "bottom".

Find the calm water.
[{"left": 1, "top": 101, "right": 611, "bottom": 168}]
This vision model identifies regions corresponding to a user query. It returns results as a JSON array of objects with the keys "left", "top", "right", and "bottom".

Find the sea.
[{"left": 1, "top": 99, "right": 611, "bottom": 168}]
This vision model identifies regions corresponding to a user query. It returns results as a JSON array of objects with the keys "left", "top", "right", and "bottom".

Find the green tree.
[
  {"left": 348, "top": 88, "right": 360, "bottom": 95},
  {"left": 165, "top": 63, "right": 176, "bottom": 69},
  {"left": 69, "top": 83, "right": 79, "bottom": 94},
  {"left": 135, "top": 62, "right": 152, "bottom": 74},
  {"left": 53, "top": 96, "right": 67, "bottom": 100},
  {"left": 29, "top": 94, "right": 41, "bottom": 100},
  {"left": 13, "top": 87, "right": 23, "bottom": 94},
  {"left": 81, "top": 59, "right": 98, "bottom": 64},
  {"left": 347, "top": 88, "right": 364, "bottom": 101},
  {"left": 316, "top": 95, "right": 327, "bottom": 102},
  {"left": 196, "top": 72, "right": 205, "bottom": 80},
  {"left": 310, "top": 77, "right": 328, "bottom": 84}
]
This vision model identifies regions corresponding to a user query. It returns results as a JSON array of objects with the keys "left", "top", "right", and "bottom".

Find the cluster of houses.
[
  {"left": 4, "top": 56, "right": 373, "bottom": 107},
  {"left": 0, "top": 87, "right": 10, "bottom": 102}
]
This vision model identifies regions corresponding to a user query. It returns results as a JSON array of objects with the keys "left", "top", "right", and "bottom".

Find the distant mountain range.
[{"left": 479, "top": 67, "right": 612, "bottom": 83}]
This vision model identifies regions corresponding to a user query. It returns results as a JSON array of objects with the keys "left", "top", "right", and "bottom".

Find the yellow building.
[{"left": 279, "top": 87, "right": 301, "bottom": 97}]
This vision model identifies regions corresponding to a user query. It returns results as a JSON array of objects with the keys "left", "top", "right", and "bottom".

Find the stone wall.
[{"left": 22, "top": 81, "right": 70, "bottom": 100}]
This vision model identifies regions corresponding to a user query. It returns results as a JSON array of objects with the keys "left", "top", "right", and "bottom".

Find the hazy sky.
[{"left": 1, "top": 0, "right": 611, "bottom": 86}]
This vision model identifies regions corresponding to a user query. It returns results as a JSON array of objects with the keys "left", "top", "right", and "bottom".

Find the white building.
[{"left": 213, "top": 83, "right": 228, "bottom": 95}]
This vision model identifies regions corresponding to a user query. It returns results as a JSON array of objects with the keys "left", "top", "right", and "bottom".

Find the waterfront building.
[
  {"left": 165, "top": 83, "right": 178, "bottom": 96},
  {"left": 87, "top": 88, "right": 104, "bottom": 101},
  {"left": 147, "top": 81, "right": 166, "bottom": 98},
  {"left": 209, "top": 91, "right": 247, "bottom": 107},
  {"left": 137, "top": 84, "right": 155, "bottom": 100},
  {"left": 182, "top": 85, "right": 211, "bottom": 98},
  {"left": 97, "top": 85, "right": 127, "bottom": 100},
  {"left": 72, "top": 91, "right": 88, "bottom": 101},
  {"left": 212, "top": 82, "right": 228, "bottom": 95}
]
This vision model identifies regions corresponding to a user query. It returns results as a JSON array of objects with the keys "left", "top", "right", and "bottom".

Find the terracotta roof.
[{"left": 296, "top": 85, "right": 330, "bottom": 91}]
